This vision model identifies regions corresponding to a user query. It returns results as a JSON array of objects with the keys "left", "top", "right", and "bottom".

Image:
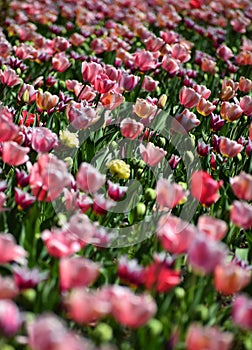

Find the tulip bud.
[
  {"left": 145, "top": 188, "right": 156, "bottom": 201},
  {"left": 135, "top": 203, "right": 146, "bottom": 217}
]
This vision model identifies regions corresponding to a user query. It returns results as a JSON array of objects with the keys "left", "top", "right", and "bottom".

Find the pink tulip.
[
  {"left": 31, "top": 127, "right": 58, "bottom": 153},
  {"left": 142, "top": 75, "right": 159, "bottom": 92},
  {"left": 157, "top": 214, "right": 196, "bottom": 254},
  {"left": 140, "top": 143, "right": 167, "bottom": 167},
  {"left": 119, "top": 72, "right": 140, "bottom": 91},
  {"left": 133, "top": 49, "right": 158, "bottom": 71},
  {"left": 186, "top": 324, "right": 233, "bottom": 350},
  {"left": 197, "top": 215, "right": 228, "bottom": 241},
  {"left": 230, "top": 172, "right": 252, "bottom": 201},
  {"left": 220, "top": 101, "right": 243, "bottom": 121},
  {"left": 156, "top": 179, "right": 187, "bottom": 209},
  {"left": 81, "top": 61, "right": 103, "bottom": 84},
  {"left": 179, "top": 86, "right": 201, "bottom": 108},
  {"left": 191, "top": 170, "right": 223, "bottom": 206},
  {"left": 52, "top": 52, "right": 71, "bottom": 72},
  {"left": 17, "top": 83, "right": 37, "bottom": 104},
  {"left": 230, "top": 200, "right": 252, "bottom": 230},
  {"left": 42, "top": 228, "right": 83, "bottom": 258},
  {"left": 240, "top": 95, "right": 252, "bottom": 117},
  {"left": 28, "top": 313, "right": 89, "bottom": 350},
  {"left": 193, "top": 84, "right": 211, "bottom": 99},
  {"left": 217, "top": 44, "right": 234, "bottom": 61},
  {"left": 219, "top": 137, "right": 244, "bottom": 157},
  {"left": 188, "top": 233, "right": 227, "bottom": 274},
  {"left": 172, "top": 43, "right": 191, "bottom": 63},
  {"left": 239, "top": 76, "right": 252, "bottom": 93},
  {"left": 232, "top": 294, "right": 252, "bottom": 330},
  {"left": 0, "top": 300, "right": 22, "bottom": 337},
  {"left": 0, "top": 192, "right": 6, "bottom": 212},
  {"left": 65, "top": 288, "right": 111, "bottom": 324},
  {"left": 74, "top": 84, "right": 96, "bottom": 102},
  {"left": 65, "top": 100, "right": 98, "bottom": 130},
  {"left": 76, "top": 162, "right": 106, "bottom": 193},
  {"left": 133, "top": 98, "right": 157, "bottom": 119},
  {"left": 172, "top": 109, "right": 200, "bottom": 133},
  {"left": 0, "top": 114, "right": 19, "bottom": 142},
  {"left": 0, "top": 68, "right": 21, "bottom": 87},
  {"left": 29, "top": 153, "right": 71, "bottom": 202},
  {"left": 94, "top": 74, "right": 117, "bottom": 94},
  {"left": 120, "top": 118, "right": 144, "bottom": 139},
  {"left": 214, "top": 262, "right": 251, "bottom": 295},
  {"left": 2, "top": 141, "right": 29, "bottom": 166},
  {"left": 0, "top": 275, "right": 19, "bottom": 299},
  {"left": 109, "top": 285, "right": 157, "bottom": 328},
  {"left": 59, "top": 256, "right": 100, "bottom": 291},
  {"left": 162, "top": 55, "right": 180, "bottom": 75}
]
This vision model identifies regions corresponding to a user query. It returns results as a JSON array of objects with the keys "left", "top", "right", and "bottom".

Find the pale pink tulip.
[
  {"left": 230, "top": 201, "right": 252, "bottom": 229},
  {"left": 230, "top": 172, "right": 252, "bottom": 201},
  {"left": 31, "top": 127, "right": 58, "bottom": 153},
  {"left": 76, "top": 162, "right": 106, "bottom": 193},
  {"left": 156, "top": 179, "right": 187, "bottom": 209},
  {"left": 140, "top": 143, "right": 167, "bottom": 167},
  {"left": 2, "top": 141, "right": 29, "bottom": 166},
  {"left": 197, "top": 215, "right": 228, "bottom": 241},
  {"left": 232, "top": 294, "right": 252, "bottom": 330}
]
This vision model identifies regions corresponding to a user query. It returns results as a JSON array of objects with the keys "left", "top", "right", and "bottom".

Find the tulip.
[
  {"left": 14, "top": 188, "right": 36, "bottom": 210},
  {"left": 144, "top": 260, "right": 181, "bottom": 292},
  {"left": 31, "top": 127, "right": 58, "bottom": 153},
  {"left": 0, "top": 275, "right": 19, "bottom": 299},
  {"left": 82, "top": 61, "right": 103, "bottom": 84},
  {"left": 100, "top": 91, "right": 124, "bottom": 110},
  {"left": 76, "top": 162, "right": 106, "bottom": 193},
  {"left": 2, "top": 141, "right": 29, "bottom": 166},
  {"left": 94, "top": 74, "right": 117, "bottom": 94},
  {"left": 133, "top": 49, "right": 158, "bottom": 71},
  {"left": 36, "top": 90, "right": 59, "bottom": 111},
  {"left": 17, "top": 83, "right": 37, "bottom": 104},
  {"left": 238, "top": 76, "right": 252, "bottom": 93},
  {"left": 29, "top": 153, "right": 71, "bottom": 202},
  {"left": 118, "top": 256, "right": 145, "bottom": 286},
  {"left": 119, "top": 72, "right": 140, "bottom": 91},
  {"left": 0, "top": 233, "right": 27, "bottom": 264},
  {"left": 193, "top": 84, "right": 211, "bottom": 99},
  {"left": 173, "top": 109, "right": 200, "bottom": 133},
  {"left": 172, "top": 43, "right": 191, "bottom": 63},
  {"left": 64, "top": 288, "right": 111, "bottom": 324},
  {"left": 65, "top": 100, "right": 98, "bottom": 130},
  {"left": 41, "top": 228, "right": 83, "bottom": 258},
  {"left": 219, "top": 137, "right": 244, "bottom": 157},
  {"left": 0, "top": 114, "right": 19, "bottom": 142},
  {"left": 240, "top": 95, "right": 252, "bottom": 117},
  {"left": 156, "top": 179, "right": 187, "bottom": 209},
  {"left": 179, "top": 86, "right": 201, "bottom": 108},
  {"left": 196, "top": 97, "right": 216, "bottom": 116},
  {"left": 107, "top": 180, "right": 127, "bottom": 201},
  {"left": 230, "top": 200, "right": 252, "bottom": 230},
  {"left": 220, "top": 101, "right": 243, "bottom": 122},
  {"left": 197, "top": 215, "right": 228, "bottom": 241},
  {"left": 230, "top": 172, "right": 252, "bottom": 201},
  {"left": 186, "top": 324, "right": 233, "bottom": 350},
  {"left": 217, "top": 44, "right": 234, "bottom": 61},
  {"left": 191, "top": 170, "right": 223, "bottom": 206},
  {"left": 133, "top": 98, "right": 157, "bottom": 119},
  {"left": 59, "top": 256, "right": 100, "bottom": 291},
  {"left": 232, "top": 295, "right": 252, "bottom": 330},
  {"left": 13, "top": 265, "right": 47, "bottom": 290},
  {"left": 188, "top": 233, "right": 227, "bottom": 274},
  {"left": 214, "top": 262, "right": 251, "bottom": 295},
  {"left": 120, "top": 118, "right": 144, "bottom": 140},
  {"left": 142, "top": 75, "right": 159, "bottom": 92},
  {"left": 107, "top": 159, "right": 130, "bottom": 180},
  {"left": 0, "top": 68, "right": 21, "bottom": 87},
  {"left": 210, "top": 114, "right": 225, "bottom": 132},
  {"left": 109, "top": 285, "right": 157, "bottom": 328},
  {"left": 157, "top": 214, "right": 196, "bottom": 254},
  {"left": 140, "top": 143, "right": 167, "bottom": 167},
  {"left": 0, "top": 300, "right": 22, "bottom": 337},
  {"left": 52, "top": 52, "right": 71, "bottom": 72},
  {"left": 162, "top": 55, "right": 180, "bottom": 75}
]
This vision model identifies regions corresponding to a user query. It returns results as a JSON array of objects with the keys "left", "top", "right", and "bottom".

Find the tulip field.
[{"left": 0, "top": 0, "right": 252, "bottom": 348}]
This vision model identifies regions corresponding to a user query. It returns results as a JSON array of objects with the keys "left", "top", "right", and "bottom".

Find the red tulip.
[{"left": 191, "top": 170, "right": 223, "bottom": 206}]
